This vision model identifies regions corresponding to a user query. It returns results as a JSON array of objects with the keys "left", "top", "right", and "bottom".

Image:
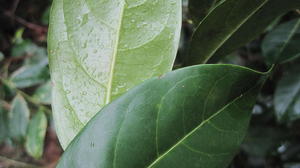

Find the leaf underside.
[
  {"left": 57, "top": 64, "right": 267, "bottom": 168},
  {"left": 48, "top": 0, "right": 181, "bottom": 148}
]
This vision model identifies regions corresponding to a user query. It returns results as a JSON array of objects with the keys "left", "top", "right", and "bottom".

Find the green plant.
[
  {"left": 0, "top": 28, "right": 50, "bottom": 161},
  {"left": 47, "top": 0, "right": 300, "bottom": 167}
]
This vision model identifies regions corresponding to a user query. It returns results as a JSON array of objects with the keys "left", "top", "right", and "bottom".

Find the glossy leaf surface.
[
  {"left": 275, "top": 64, "right": 300, "bottom": 122},
  {"left": 262, "top": 18, "right": 300, "bottom": 65},
  {"left": 188, "top": 0, "right": 300, "bottom": 64},
  {"left": 187, "top": 0, "right": 267, "bottom": 64},
  {"left": 8, "top": 95, "right": 30, "bottom": 140},
  {"left": 25, "top": 110, "right": 47, "bottom": 159},
  {"left": 58, "top": 64, "right": 267, "bottom": 168},
  {"left": 48, "top": 0, "right": 181, "bottom": 148}
]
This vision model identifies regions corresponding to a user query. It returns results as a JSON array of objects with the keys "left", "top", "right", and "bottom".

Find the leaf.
[
  {"left": 0, "top": 51, "right": 4, "bottom": 62},
  {"left": 48, "top": 0, "right": 181, "bottom": 148},
  {"left": 0, "top": 102, "right": 9, "bottom": 143},
  {"left": 10, "top": 61, "right": 50, "bottom": 88},
  {"left": 8, "top": 95, "right": 30, "bottom": 140},
  {"left": 262, "top": 18, "right": 300, "bottom": 65},
  {"left": 274, "top": 64, "right": 300, "bottom": 122},
  {"left": 187, "top": 0, "right": 268, "bottom": 64},
  {"left": 187, "top": 0, "right": 300, "bottom": 64},
  {"left": 32, "top": 81, "right": 52, "bottom": 105},
  {"left": 25, "top": 110, "right": 47, "bottom": 159},
  {"left": 10, "top": 43, "right": 50, "bottom": 89},
  {"left": 188, "top": 0, "right": 221, "bottom": 25},
  {"left": 57, "top": 64, "right": 267, "bottom": 168},
  {"left": 11, "top": 40, "right": 37, "bottom": 58}
]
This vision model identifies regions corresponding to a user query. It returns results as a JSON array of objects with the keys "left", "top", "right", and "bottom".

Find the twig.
[
  {"left": 4, "top": 11, "right": 47, "bottom": 34},
  {"left": 0, "top": 100, "right": 11, "bottom": 111},
  {"left": 0, "top": 155, "right": 41, "bottom": 168},
  {"left": 10, "top": 0, "right": 20, "bottom": 14}
]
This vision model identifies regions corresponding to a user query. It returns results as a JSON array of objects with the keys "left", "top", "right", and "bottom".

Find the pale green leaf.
[
  {"left": 8, "top": 95, "right": 30, "bottom": 140},
  {"left": 48, "top": 0, "right": 181, "bottom": 148},
  {"left": 25, "top": 110, "right": 47, "bottom": 159},
  {"left": 10, "top": 61, "right": 49, "bottom": 88}
]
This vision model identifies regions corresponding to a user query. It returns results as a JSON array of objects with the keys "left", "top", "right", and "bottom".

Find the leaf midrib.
[{"left": 105, "top": 1, "right": 127, "bottom": 104}]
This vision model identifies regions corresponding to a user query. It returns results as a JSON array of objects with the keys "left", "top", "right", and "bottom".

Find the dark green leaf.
[
  {"left": 42, "top": 6, "right": 51, "bottom": 25},
  {"left": 188, "top": 0, "right": 300, "bottom": 64},
  {"left": 58, "top": 64, "right": 267, "bottom": 168},
  {"left": 25, "top": 110, "right": 47, "bottom": 159},
  {"left": 8, "top": 95, "right": 30, "bottom": 140},
  {"left": 262, "top": 18, "right": 300, "bottom": 65},
  {"left": 188, "top": 0, "right": 220, "bottom": 25},
  {"left": 275, "top": 64, "right": 300, "bottom": 122},
  {"left": 32, "top": 81, "right": 52, "bottom": 105},
  {"left": 187, "top": 0, "right": 268, "bottom": 64},
  {"left": 48, "top": 0, "right": 182, "bottom": 148}
]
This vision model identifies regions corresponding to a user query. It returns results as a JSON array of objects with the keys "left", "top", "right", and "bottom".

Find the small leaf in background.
[
  {"left": 275, "top": 64, "right": 300, "bottom": 122},
  {"left": 0, "top": 102, "right": 9, "bottom": 143},
  {"left": 0, "top": 79, "right": 17, "bottom": 98},
  {"left": 11, "top": 40, "right": 38, "bottom": 58},
  {"left": 262, "top": 18, "right": 300, "bottom": 65},
  {"left": 12, "top": 28, "right": 24, "bottom": 45},
  {"left": 32, "top": 81, "right": 52, "bottom": 105},
  {"left": 10, "top": 38, "right": 50, "bottom": 89},
  {"left": 25, "top": 110, "right": 47, "bottom": 159},
  {"left": 8, "top": 95, "right": 30, "bottom": 140},
  {"left": 0, "top": 51, "right": 4, "bottom": 61},
  {"left": 10, "top": 62, "right": 49, "bottom": 88},
  {"left": 58, "top": 64, "right": 267, "bottom": 168}
]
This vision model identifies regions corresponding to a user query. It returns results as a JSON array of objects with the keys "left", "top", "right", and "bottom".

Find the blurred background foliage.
[{"left": 0, "top": 0, "right": 299, "bottom": 167}]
